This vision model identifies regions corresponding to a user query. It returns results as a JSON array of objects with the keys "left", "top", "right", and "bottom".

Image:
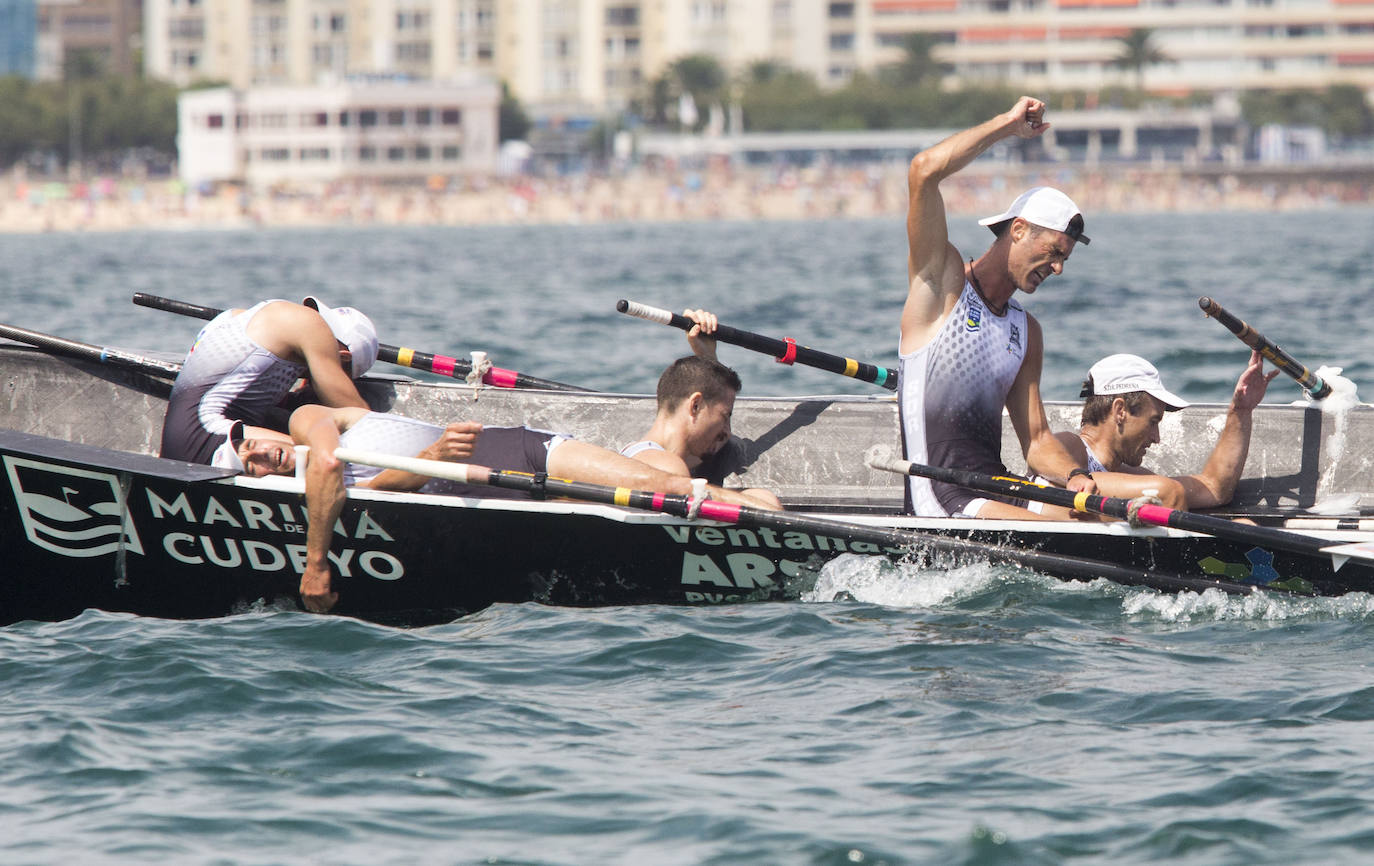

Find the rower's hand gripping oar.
[
  {"left": 132, "top": 293, "right": 592, "bottom": 393},
  {"left": 870, "top": 455, "right": 1374, "bottom": 575},
  {"left": 1198, "top": 296, "right": 1331, "bottom": 400},
  {"left": 617, "top": 299, "right": 898, "bottom": 391},
  {"left": 329, "top": 446, "right": 1283, "bottom": 597},
  {"left": 0, "top": 322, "right": 183, "bottom": 378}
]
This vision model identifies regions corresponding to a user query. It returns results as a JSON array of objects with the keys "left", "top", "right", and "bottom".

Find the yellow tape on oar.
[
  {"left": 613, "top": 487, "right": 632, "bottom": 506},
  {"left": 843, "top": 358, "right": 858, "bottom": 377},
  {"left": 396, "top": 347, "right": 414, "bottom": 367},
  {"left": 1074, "top": 491, "right": 1091, "bottom": 513}
]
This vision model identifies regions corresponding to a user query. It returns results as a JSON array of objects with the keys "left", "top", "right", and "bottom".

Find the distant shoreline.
[{"left": 2, "top": 162, "right": 1370, "bottom": 234}]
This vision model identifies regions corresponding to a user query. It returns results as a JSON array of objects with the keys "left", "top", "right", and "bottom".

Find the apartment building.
[
  {"left": 143, "top": 0, "right": 1374, "bottom": 119},
  {"left": 177, "top": 78, "right": 500, "bottom": 186},
  {"left": 35, "top": 0, "right": 141, "bottom": 79},
  {"left": 1, "top": 0, "right": 38, "bottom": 76}
]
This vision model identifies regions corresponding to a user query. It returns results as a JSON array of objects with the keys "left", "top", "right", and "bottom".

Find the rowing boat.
[{"left": 3, "top": 341, "right": 1374, "bottom": 626}]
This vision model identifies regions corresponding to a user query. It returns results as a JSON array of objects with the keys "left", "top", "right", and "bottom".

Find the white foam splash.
[
  {"left": 803, "top": 553, "right": 1014, "bottom": 607},
  {"left": 1121, "top": 586, "right": 1374, "bottom": 622},
  {"left": 1299, "top": 367, "right": 1364, "bottom": 494}
]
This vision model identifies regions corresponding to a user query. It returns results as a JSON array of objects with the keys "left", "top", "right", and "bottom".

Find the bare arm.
[
  {"left": 1175, "top": 350, "right": 1278, "bottom": 508},
  {"left": 288, "top": 405, "right": 349, "bottom": 613},
  {"left": 683, "top": 308, "right": 720, "bottom": 363},
  {"left": 1011, "top": 317, "right": 1095, "bottom": 493},
  {"left": 361, "top": 422, "right": 482, "bottom": 492},
  {"left": 903, "top": 97, "right": 1049, "bottom": 353}
]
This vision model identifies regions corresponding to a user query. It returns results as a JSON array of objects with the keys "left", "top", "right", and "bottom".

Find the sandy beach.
[{"left": 2, "top": 160, "right": 1370, "bottom": 233}]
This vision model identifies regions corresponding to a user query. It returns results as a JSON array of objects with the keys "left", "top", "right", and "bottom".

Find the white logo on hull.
[{"left": 4, "top": 457, "right": 144, "bottom": 558}]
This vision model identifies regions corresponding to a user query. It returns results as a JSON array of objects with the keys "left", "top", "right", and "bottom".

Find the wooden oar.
[
  {"left": 332, "top": 446, "right": 1279, "bottom": 596},
  {"left": 870, "top": 456, "right": 1374, "bottom": 573},
  {"left": 132, "top": 293, "right": 592, "bottom": 393},
  {"left": 0, "top": 322, "right": 183, "bottom": 379},
  {"left": 1198, "top": 296, "right": 1331, "bottom": 399},
  {"left": 617, "top": 299, "right": 898, "bottom": 391}
]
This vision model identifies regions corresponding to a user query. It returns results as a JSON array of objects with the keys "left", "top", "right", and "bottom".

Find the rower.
[
  {"left": 900, "top": 96, "right": 1096, "bottom": 519},
  {"left": 211, "top": 404, "right": 782, "bottom": 613},
  {"left": 621, "top": 308, "right": 782, "bottom": 511},
  {"left": 159, "top": 296, "right": 377, "bottom": 467},
  {"left": 1053, "top": 351, "right": 1278, "bottom": 510}
]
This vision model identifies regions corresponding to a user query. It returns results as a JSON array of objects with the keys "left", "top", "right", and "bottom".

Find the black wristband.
[{"left": 1067, "top": 467, "right": 1093, "bottom": 481}]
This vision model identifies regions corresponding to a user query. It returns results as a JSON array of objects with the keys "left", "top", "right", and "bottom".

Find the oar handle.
[
  {"left": 617, "top": 299, "right": 898, "bottom": 391},
  {"left": 0, "top": 322, "right": 183, "bottom": 378},
  {"left": 1198, "top": 296, "right": 1331, "bottom": 399},
  {"left": 132, "top": 293, "right": 591, "bottom": 393}
]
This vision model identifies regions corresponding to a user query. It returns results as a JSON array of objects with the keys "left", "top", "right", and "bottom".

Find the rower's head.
[
  {"left": 1080, "top": 354, "right": 1189, "bottom": 466},
  {"left": 656, "top": 356, "right": 743, "bottom": 457},
  {"left": 303, "top": 296, "right": 379, "bottom": 378},
  {"left": 979, "top": 187, "right": 1088, "bottom": 294},
  {"left": 211, "top": 421, "right": 297, "bottom": 477}
]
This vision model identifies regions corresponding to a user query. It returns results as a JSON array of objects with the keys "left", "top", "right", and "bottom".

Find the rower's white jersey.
[{"left": 899, "top": 280, "right": 1028, "bottom": 516}]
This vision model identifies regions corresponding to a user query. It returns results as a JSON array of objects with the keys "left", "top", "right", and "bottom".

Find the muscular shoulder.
[
  {"left": 632, "top": 447, "right": 691, "bottom": 478},
  {"left": 247, "top": 301, "right": 335, "bottom": 360}
]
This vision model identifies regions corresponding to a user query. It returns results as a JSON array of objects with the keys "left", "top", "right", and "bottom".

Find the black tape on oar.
[
  {"left": 1198, "top": 296, "right": 1331, "bottom": 400},
  {"left": 0, "top": 322, "right": 182, "bottom": 379},
  {"left": 133, "top": 293, "right": 592, "bottom": 392},
  {"left": 617, "top": 299, "right": 898, "bottom": 391}
]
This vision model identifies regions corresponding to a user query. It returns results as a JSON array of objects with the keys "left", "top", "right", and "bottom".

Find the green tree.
[
  {"left": 499, "top": 81, "right": 531, "bottom": 141},
  {"left": 887, "top": 32, "right": 944, "bottom": 86},
  {"left": 1113, "top": 28, "right": 1168, "bottom": 92}
]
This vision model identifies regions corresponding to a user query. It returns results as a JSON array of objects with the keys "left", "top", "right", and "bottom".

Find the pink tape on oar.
[
  {"left": 486, "top": 367, "right": 519, "bottom": 388},
  {"left": 698, "top": 501, "right": 743, "bottom": 522},
  {"left": 431, "top": 354, "right": 457, "bottom": 377},
  {"left": 1134, "top": 503, "right": 1174, "bottom": 527},
  {"left": 651, "top": 492, "right": 667, "bottom": 509}
]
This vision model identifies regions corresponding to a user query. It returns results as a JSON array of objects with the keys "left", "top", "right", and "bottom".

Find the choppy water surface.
[{"left": 3, "top": 208, "right": 1374, "bottom": 864}]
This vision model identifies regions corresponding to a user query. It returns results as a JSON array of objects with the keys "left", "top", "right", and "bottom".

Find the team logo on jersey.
[
  {"left": 1008, "top": 323, "right": 1022, "bottom": 353},
  {"left": 964, "top": 301, "right": 982, "bottom": 332},
  {"left": 4, "top": 457, "right": 144, "bottom": 558}
]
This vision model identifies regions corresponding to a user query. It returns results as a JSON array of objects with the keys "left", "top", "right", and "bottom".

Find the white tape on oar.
[
  {"left": 333, "top": 447, "right": 479, "bottom": 485},
  {"left": 1319, "top": 541, "right": 1374, "bottom": 571},
  {"left": 617, "top": 300, "right": 674, "bottom": 325}
]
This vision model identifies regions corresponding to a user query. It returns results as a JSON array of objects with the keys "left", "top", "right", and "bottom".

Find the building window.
[
  {"left": 441, "top": 145, "right": 461, "bottom": 160},
  {"left": 206, "top": 113, "right": 224, "bottom": 129},
  {"left": 299, "top": 147, "right": 332, "bottom": 160},
  {"left": 830, "top": 32, "right": 854, "bottom": 50},
  {"left": 260, "top": 148, "right": 290, "bottom": 162},
  {"left": 440, "top": 108, "right": 461, "bottom": 125},
  {"left": 387, "top": 146, "right": 406, "bottom": 161},
  {"left": 360, "top": 146, "right": 377, "bottom": 161},
  {"left": 829, "top": 2, "right": 854, "bottom": 16},
  {"left": 415, "top": 144, "right": 432, "bottom": 160},
  {"left": 387, "top": 109, "right": 406, "bottom": 125},
  {"left": 606, "top": 5, "right": 639, "bottom": 25},
  {"left": 397, "top": 42, "right": 431, "bottom": 62},
  {"left": 359, "top": 109, "right": 378, "bottom": 127}
]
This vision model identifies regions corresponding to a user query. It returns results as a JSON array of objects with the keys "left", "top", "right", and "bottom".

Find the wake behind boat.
[{"left": 3, "top": 339, "right": 1374, "bottom": 626}]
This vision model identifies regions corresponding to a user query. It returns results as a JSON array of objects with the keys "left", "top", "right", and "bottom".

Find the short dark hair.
[
  {"left": 657, "top": 356, "right": 742, "bottom": 411},
  {"left": 1080, "top": 374, "right": 1156, "bottom": 426}
]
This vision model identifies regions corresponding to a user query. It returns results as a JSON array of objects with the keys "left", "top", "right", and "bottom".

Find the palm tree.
[{"left": 1113, "top": 28, "right": 1168, "bottom": 92}]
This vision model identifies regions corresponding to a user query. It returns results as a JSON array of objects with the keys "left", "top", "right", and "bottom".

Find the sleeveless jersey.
[
  {"left": 899, "top": 281, "right": 1029, "bottom": 516},
  {"left": 620, "top": 440, "right": 666, "bottom": 459},
  {"left": 1080, "top": 435, "right": 1108, "bottom": 474},
  {"left": 160, "top": 301, "right": 306, "bottom": 464},
  {"left": 338, "top": 413, "right": 564, "bottom": 500}
]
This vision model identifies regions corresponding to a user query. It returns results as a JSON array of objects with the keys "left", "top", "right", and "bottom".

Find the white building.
[{"left": 178, "top": 79, "right": 501, "bottom": 188}]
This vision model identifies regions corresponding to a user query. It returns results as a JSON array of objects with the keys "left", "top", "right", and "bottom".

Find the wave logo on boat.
[{"left": 3, "top": 457, "right": 144, "bottom": 558}]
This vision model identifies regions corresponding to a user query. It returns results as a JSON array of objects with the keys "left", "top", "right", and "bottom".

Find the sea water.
[{"left": 2, "top": 208, "right": 1374, "bottom": 864}]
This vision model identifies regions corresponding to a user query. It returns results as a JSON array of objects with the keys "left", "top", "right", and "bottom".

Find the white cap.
[
  {"left": 302, "top": 296, "right": 379, "bottom": 377},
  {"left": 210, "top": 420, "right": 247, "bottom": 472},
  {"left": 978, "top": 187, "right": 1090, "bottom": 245},
  {"left": 1085, "top": 354, "right": 1189, "bottom": 410}
]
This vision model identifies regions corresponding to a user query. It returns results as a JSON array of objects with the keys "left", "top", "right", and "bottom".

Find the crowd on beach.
[{"left": 0, "top": 157, "right": 1369, "bottom": 233}]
